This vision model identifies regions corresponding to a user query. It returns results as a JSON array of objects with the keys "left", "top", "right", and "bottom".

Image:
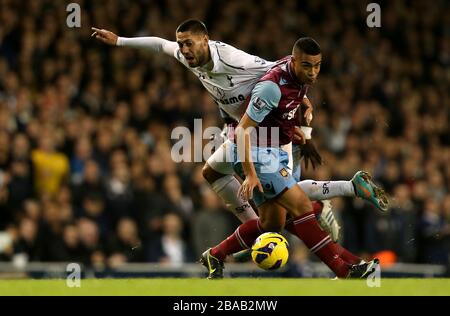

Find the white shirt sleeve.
[{"left": 116, "top": 36, "right": 178, "bottom": 57}]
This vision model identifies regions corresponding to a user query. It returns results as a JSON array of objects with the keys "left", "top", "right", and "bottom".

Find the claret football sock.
[
  {"left": 284, "top": 201, "right": 325, "bottom": 234},
  {"left": 334, "top": 243, "right": 363, "bottom": 265},
  {"left": 312, "top": 200, "right": 324, "bottom": 217},
  {"left": 290, "top": 211, "right": 351, "bottom": 278},
  {"left": 285, "top": 215, "right": 361, "bottom": 266},
  {"left": 210, "top": 218, "right": 265, "bottom": 261}
]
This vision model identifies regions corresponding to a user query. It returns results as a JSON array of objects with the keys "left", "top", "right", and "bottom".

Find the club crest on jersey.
[
  {"left": 279, "top": 77, "right": 288, "bottom": 86},
  {"left": 280, "top": 168, "right": 289, "bottom": 177},
  {"left": 252, "top": 97, "right": 267, "bottom": 111},
  {"left": 213, "top": 86, "right": 226, "bottom": 99},
  {"left": 254, "top": 57, "right": 267, "bottom": 65}
]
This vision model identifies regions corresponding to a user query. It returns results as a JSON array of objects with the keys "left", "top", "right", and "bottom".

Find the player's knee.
[
  {"left": 202, "top": 163, "right": 213, "bottom": 183},
  {"left": 292, "top": 198, "right": 313, "bottom": 217},
  {"left": 259, "top": 217, "right": 284, "bottom": 232},
  {"left": 202, "top": 163, "right": 224, "bottom": 184}
]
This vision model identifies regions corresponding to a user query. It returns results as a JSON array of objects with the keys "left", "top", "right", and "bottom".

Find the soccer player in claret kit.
[
  {"left": 92, "top": 19, "right": 388, "bottom": 247},
  {"left": 200, "top": 38, "right": 380, "bottom": 279}
]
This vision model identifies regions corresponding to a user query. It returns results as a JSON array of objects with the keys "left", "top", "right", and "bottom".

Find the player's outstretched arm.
[{"left": 91, "top": 27, "right": 178, "bottom": 56}]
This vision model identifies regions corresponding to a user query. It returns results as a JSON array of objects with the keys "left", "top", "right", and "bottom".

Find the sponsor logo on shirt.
[
  {"left": 282, "top": 106, "right": 299, "bottom": 120},
  {"left": 217, "top": 94, "right": 246, "bottom": 105}
]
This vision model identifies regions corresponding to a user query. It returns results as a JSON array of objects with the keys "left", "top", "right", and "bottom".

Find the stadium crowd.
[{"left": 0, "top": 0, "right": 449, "bottom": 270}]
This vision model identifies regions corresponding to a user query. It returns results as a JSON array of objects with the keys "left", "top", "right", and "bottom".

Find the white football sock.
[
  {"left": 298, "top": 180, "right": 355, "bottom": 201},
  {"left": 211, "top": 175, "right": 259, "bottom": 223}
]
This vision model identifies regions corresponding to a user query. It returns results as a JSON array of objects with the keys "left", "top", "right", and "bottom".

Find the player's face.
[
  {"left": 176, "top": 31, "right": 210, "bottom": 67},
  {"left": 292, "top": 52, "right": 322, "bottom": 84}
]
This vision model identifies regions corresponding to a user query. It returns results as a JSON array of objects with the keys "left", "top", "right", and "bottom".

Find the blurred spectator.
[
  {"left": 14, "top": 217, "right": 42, "bottom": 262},
  {"left": 146, "top": 212, "right": 194, "bottom": 265},
  {"left": 131, "top": 169, "right": 167, "bottom": 241},
  {"left": 162, "top": 173, "right": 194, "bottom": 220},
  {"left": 191, "top": 187, "right": 236, "bottom": 257},
  {"left": 105, "top": 160, "right": 134, "bottom": 225},
  {"left": 46, "top": 223, "right": 84, "bottom": 263},
  {"left": 72, "top": 159, "right": 105, "bottom": 208},
  {"left": 7, "top": 134, "right": 33, "bottom": 212},
  {"left": 77, "top": 218, "right": 106, "bottom": 268},
  {"left": 78, "top": 192, "right": 111, "bottom": 240},
  {"left": 31, "top": 128, "right": 69, "bottom": 197},
  {"left": 107, "top": 217, "right": 144, "bottom": 268},
  {"left": 417, "top": 199, "right": 449, "bottom": 264},
  {"left": 70, "top": 136, "right": 93, "bottom": 185},
  {"left": 0, "top": 225, "right": 18, "bottom": 262},
  {"left": 365, "top": 185, "right": 417, "bottom": 262}
]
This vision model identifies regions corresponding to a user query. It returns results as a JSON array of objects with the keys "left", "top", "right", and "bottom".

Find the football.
[{"left": 251, "top": 232, "right": 289, "bottom": 270}]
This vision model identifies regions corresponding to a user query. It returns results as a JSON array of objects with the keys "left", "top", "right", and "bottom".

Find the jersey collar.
[{"left": 197, "top": 41, "right": 219, "bottom": 72}]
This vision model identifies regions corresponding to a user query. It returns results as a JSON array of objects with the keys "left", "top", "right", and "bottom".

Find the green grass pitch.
[{"left": 0, "top": 278, "right": 449, "bottom": 296}]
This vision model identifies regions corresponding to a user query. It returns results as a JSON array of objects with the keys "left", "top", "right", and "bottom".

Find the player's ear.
[{"left": 290, "top": 55, "right": 296, "bottom": 66}]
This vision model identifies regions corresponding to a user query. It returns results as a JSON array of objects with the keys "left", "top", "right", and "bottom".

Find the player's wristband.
[{"left": 301, "top": 126, "right": 312, "bottom": 140}]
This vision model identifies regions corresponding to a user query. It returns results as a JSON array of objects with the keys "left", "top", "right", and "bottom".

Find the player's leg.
[
  {"left": 201, "top": 174, "right": 371, "bottom": 279},
  {"left": 208, "top": 201, "right": 285, "bottom": 262},
  {"left": 203, "top": 140, "right": 258, "bottom": 222},
  {"left": 200, "top": 147, "right": 291, "bottom": 279},
  {"left": 200, "top": 162, "right": 288, "bottom": 279},
  {"left": 276, "top": 184, "right": 378, "bottom": 278},
  {"left": 291, "top": 143, "right": 340, "bottom": 241},
  {"left": 200, "top": 200, "right": 286, "bottom": 279},
  {"left": 200, "top": 192, "right": 369, "bottom": 279},
  {"left": 203, "top": 147, "right": 298, "bottom": 267},
  {"left": 297, "top": 171, "right": 389, "bottom": 211},
  {"left": 291, "top": 142, "right": 388, "bottom": 211},
  {"left": 200, "top": 217, "right": 265, "bottom": 279}
]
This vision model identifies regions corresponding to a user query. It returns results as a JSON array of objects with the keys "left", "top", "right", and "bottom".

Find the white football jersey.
[{"left": 173, "top": 41, "right": 276, "bottom": 121}]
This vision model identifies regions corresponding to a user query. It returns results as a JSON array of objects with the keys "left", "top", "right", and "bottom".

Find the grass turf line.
[{"left": 0, "top": 278, "right": 449, "bottom": 296}]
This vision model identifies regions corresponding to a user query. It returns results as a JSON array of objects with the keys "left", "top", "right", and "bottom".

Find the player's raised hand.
[
  {"left": 238, "top": 174, "right": 263, "bottom": 201},
  {"left": 304, "top": 107, "right": 313, "bottom": 125},
  {"left": 302, "top": 98, "right": 314, "bottom": 125},
  {"left": 91, "top": 27, "right": 118, "bottom": 45}
]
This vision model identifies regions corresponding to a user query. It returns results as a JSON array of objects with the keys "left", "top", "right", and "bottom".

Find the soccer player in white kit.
[{"left": 91, "top": 19, "right": 389, "bottom": 243}]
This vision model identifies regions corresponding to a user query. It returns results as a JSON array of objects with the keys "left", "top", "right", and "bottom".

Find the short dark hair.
[
  {"left": 293, "top": 37, "right": 321, "bottom": 55},
  {"left": 176, "top": 19, "right": 208, "bottom": 35}
]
